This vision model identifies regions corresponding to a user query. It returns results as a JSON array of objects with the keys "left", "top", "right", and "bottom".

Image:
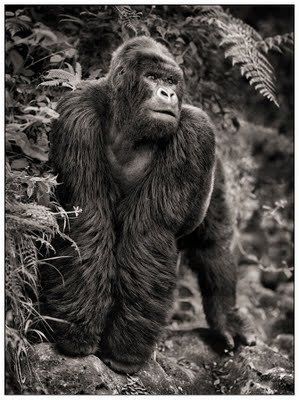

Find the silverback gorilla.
[{"left": 45, "top": 36, "right": 256, "bottom": 374}]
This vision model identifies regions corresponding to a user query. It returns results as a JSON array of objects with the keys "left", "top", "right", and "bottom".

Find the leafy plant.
[
  {"left": 193, "top": 6, "right": 293, "bottom": 107},
  {"left": 40, "top": 62, "right": 82, "bottom": 90},
  {"left": 5, "top": 163, "right": 70, "bottom": 389},
  {"left": 257, "top": 32, "right": 294, "bottom": 54},
  {"left": 114, "top": 5, "right": 143, "bottom": 38},
  {"left": 6, "top": 10, "right": 31, "bottom": 37}
]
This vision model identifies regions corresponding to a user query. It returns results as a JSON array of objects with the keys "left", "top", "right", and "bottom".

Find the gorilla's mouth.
[{"left": 151, "top": 109, "right": 177, "bottom": 118}]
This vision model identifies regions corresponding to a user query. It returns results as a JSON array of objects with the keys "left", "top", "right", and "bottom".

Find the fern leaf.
[
  {"left": 40, "top": 64, "right": 83, "bottom": 90},
  {"left": 114, "top": 5, "right": 142, "bottom": 36},
  {"left": 44, "top": 69, "right": 75, "bottom": 81},
  {"left": 65, "top": 62, "right": 75, "bottom": 74},
  {"left": 6, "top": 17, "right": 31, "bottom": 37},
  {"left": 197, "top": 6, "right": 279, "bottom": 106},
  {"left": 219, "top": 34, "right": 247, "bottom": 47},
  {"left": 257, "top": 32, "right": 294, "bottom": 54},
  {"left": 39, "top": 80, "right": 63, "bottom": 87},
  {"left": 75, "top": 62, "right": 82, "bottom": 80}
]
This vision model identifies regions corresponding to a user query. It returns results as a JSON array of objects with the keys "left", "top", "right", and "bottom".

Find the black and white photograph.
[{"left": 5, "top": 3, "right": 294, "bottom": 395}]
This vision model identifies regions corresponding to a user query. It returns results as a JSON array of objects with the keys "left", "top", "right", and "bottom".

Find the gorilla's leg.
[
  {"left": 180, "top": 161, "right": 256, "bottom": 348},
  {"left": 40, "top": 208, "right": 117, "bottom": 357},
  {"left": 99, "top": 227, "right": 177, "bottom": 374}
]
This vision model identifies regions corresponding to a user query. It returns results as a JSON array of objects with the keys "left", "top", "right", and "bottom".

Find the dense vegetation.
[{"left": 5, "top": 5, "right": 294, "bottom": 392}]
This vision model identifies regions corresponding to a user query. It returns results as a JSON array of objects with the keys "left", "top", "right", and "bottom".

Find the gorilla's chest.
[{"left": 107, "top": 145, "right": 153, "bottom": 188}]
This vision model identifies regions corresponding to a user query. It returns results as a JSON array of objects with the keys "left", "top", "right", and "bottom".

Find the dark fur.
[{"left": 44, "top": 37, "right": 255, "bottom": 374}]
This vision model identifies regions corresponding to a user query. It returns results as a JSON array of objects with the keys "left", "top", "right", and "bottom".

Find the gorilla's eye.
[
  {"left": 146, "top": 73, "right": 158, "bottom": 81},
  {"left": 167, "top": 77, "right": 176, "bottom": 85}
]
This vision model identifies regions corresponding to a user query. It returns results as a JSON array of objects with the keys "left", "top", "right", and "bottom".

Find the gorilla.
[{"left": 44, "top": 36, "right": 256, "bottom": 374}]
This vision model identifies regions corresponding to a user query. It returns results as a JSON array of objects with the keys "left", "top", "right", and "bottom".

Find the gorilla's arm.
[
  {"left": 46, "top": 81, "right": 117, "bottom": 355},
  {"left": 50, "top": 80, "right": 112, "bottom": 205},
  {"left": 100, "top": 105, "right": 217, "bottom": 372},
  {"left": 179, "top": 158, "right": 256, "bottom": 349}
]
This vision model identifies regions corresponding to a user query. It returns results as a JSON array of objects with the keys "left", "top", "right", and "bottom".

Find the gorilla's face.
[
  {"left": 141, "top": 70, "right": 181, "bottom": 127},
  {"left": 109, "top": 37, "right": 185, "bottom": 141}
]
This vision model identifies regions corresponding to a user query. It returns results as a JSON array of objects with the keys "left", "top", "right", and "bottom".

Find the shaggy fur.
[{"left": 44, "top": 36, "right": 255, "bottom": 374}]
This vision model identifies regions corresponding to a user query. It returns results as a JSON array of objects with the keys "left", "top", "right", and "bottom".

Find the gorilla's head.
[{"left": 107, "top": 36, "right": 185, "bottom": 140}]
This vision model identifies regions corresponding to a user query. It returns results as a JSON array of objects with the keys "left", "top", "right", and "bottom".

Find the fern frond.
[
  {"left": 39, "top": 63, "right": 82, "bottom": 90},
  {"left": 257, "top": 32, "right": 294, "bottom": 54},
  {"left": 6, "top": 15, "right": 31, "bottom": 37},
  {"left": 75, "top": 62, "right": 82, "bottom": 80},
  {"left": 114, "top": 5, "right": 143, "bottom": 36},
  {"left": 44, "top": 69, "right": 76, "bottom": 81},
  {"left": 197, "top": 6, "right": 262, "bottom": 41},
  {"left": 38, "top": 80, "right": 62, "bottom": 87},
  {"left": 197, "top": 6, "right": 280, "bottom": 106}
]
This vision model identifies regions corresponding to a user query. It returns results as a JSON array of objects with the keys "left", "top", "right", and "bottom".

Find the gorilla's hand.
[{"left": 216, "top": 307, "right": 256, "bottom": 350}]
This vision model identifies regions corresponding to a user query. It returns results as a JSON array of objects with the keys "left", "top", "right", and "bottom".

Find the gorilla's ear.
[{"left": 109, "top": 66, "right": 125, "bottom": 89}]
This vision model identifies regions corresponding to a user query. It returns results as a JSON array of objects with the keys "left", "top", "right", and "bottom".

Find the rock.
[
  {"left": 277, "top": 282, "right": 294, "bottom": 298},
  {"left": 22, "top": 343, "right": 192, "bottom": 395},
  {"left": 276, "top": 282, "right": 294, "bottom": 316},
  {"left": 261, "top": 269, "right": 290, "bottom": 290},
  {"left": 258, "top": 290, "right": 278, "bottom": 308},
  {"left": 237, "top": 265, "right": 294, "bottom": 341},
  {"left": 273, "top": 334, "right": 294, "bottom": 359},
  {"left": 211, "top": 343, "right": 294, "bottom": 395},
  {"left": 22, "top": 334, "right": 294, "bottom": 395},
  {"left": 270, "top": 316, "right": 294, "bottom": 339},
  {"left": 23, "top": 343, "right": 120, "bottom": 395}
]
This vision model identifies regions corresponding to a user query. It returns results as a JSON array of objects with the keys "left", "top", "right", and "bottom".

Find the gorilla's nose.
[{"left": 157, "top": 87, "right": 177, "bottom": 104}]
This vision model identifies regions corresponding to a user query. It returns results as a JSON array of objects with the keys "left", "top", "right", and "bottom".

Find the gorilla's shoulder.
[
  {"left": 181, "top": 104, "right": 214, "bottom": 128},
  {"left": 56, "top": 78, "right": 111, "bottom": 114},
  {"left": 75, "top": 77, "right": 109, "bottom": 91},
  {"left": 180, "top": 104, "right": 215, "bottom": 146}
]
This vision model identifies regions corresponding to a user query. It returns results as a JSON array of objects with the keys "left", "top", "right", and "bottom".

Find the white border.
[{"left": 1, "top": 2, "right": 296, "bottom": 399}]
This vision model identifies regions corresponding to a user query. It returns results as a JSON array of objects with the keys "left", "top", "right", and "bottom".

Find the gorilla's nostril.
[{"left": 157, "top": 87, "right": 171, "bottom": 99}]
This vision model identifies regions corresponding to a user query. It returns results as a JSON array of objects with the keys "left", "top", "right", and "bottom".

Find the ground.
[{"left": 21, "top": 262, "right": 294, "bottom": 395}]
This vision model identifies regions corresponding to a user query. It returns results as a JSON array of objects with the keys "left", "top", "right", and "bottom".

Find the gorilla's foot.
[
  {"left": 237, "top": 330, "right": 256, "bottom": 346},
  {"left": 227, "top": 307, "right": 257, "bottom": 347},
  {"left": 216, "top": 329, "right": 256, "bottom": 350},
  {"left": 101, "top": 357, "right": 143, "bottom": 374},
  {"left": 56, "top": 335, "right": 98, "bottom": 357}
]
